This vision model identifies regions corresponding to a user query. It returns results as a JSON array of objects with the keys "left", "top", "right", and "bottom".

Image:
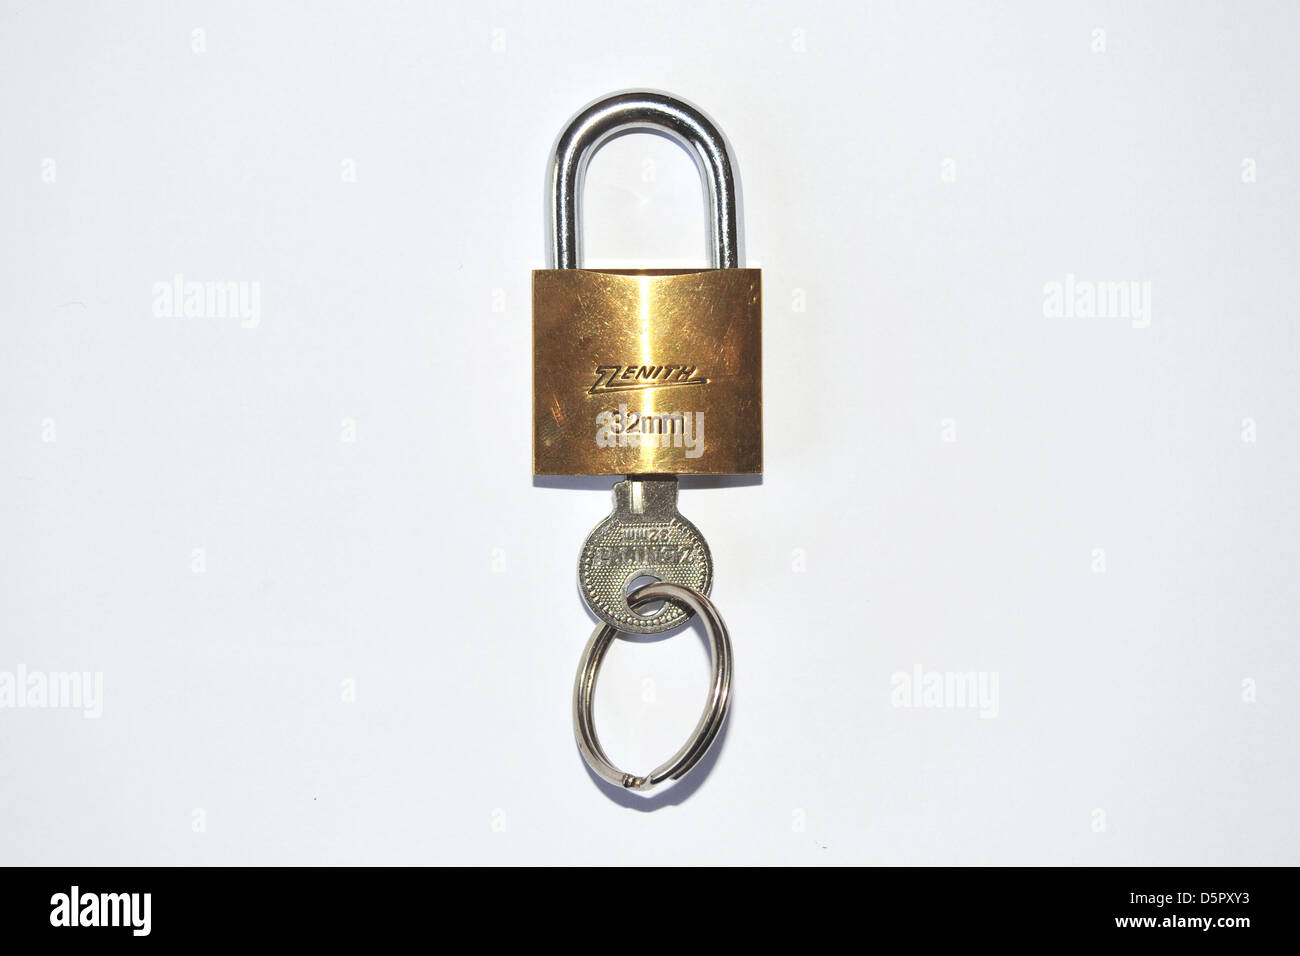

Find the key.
[{"left": 578, "top": 476, "right": 713, "bottom": 634}]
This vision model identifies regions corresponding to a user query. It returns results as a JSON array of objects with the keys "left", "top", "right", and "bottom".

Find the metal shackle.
[{"left": 547, "top": 90, "right": 743, "bottom": 270}]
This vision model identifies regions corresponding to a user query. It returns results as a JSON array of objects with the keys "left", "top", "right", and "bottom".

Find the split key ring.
[{"left": 572, "top": 581, "right": 733, "bottom": 792}]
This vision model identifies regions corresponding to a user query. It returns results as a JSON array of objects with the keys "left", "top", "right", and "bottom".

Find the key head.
[{"left": 578, "top": 478, "right": 713, "bottom": 634}]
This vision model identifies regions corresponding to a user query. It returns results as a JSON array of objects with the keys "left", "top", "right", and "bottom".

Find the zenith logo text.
[{"left": 589, "top": 365, "right": 708, "bottom": 395}]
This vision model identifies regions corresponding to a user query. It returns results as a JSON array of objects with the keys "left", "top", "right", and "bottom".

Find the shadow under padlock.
[{"left": 531, "top": 90, "right": 761, "bottom": 795}]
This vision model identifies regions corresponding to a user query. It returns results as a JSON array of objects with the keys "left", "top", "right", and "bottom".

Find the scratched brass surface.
[{"left": 533, "top": 269, "right": 762, "bottom": 475}]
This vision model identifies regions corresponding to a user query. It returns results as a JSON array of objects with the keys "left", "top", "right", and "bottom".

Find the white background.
[{"left": 2, "top": 1, "right": 1298, "bottom": 865}]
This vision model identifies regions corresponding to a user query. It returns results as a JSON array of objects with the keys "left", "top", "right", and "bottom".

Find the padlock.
[{"left": 532, "top": 91, "right": 762, "bottom": 476}]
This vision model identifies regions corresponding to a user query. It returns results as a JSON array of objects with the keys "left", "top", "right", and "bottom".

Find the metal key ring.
[{"left": 573, "top": 581, "right": 733, "bottom": 792}]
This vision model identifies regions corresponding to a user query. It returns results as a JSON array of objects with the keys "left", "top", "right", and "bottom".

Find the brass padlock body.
[{"left": 533, "top": 268, "right": 762, "bottom": 476}]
